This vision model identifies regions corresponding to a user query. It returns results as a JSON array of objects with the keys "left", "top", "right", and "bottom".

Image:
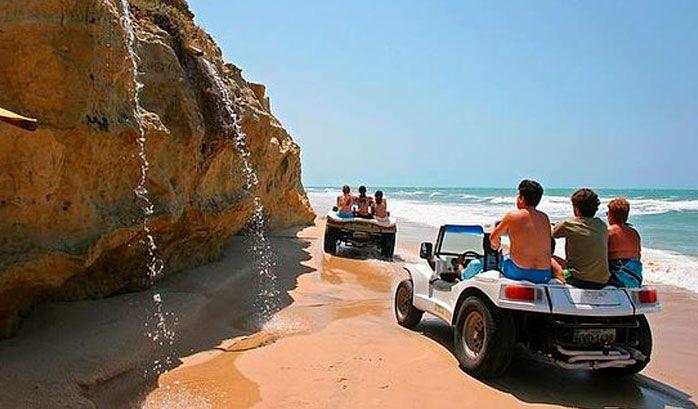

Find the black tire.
[
  {"left": 394, "top": 279, "right": 423, "bottom": 329},
  {"left": 453, "top": 296, "right": 515, "bottom": 378},
  {"left": 598, "top": 315, "right": 652, "bottom": 377},
  {"left": 324, "top": 226, "right": 339, "bottom": 254},
  {"left": 380, "top": 233, "right": 396, "bottom": 258}
]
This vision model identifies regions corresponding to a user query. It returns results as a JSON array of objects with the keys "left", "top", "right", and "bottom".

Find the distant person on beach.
[
  {"left": 552, "top": 188, "right": 610, "bottom": 288},
  {"left": 354, "top": 186, "right": 374, "bottom": 219},
  {"left": 371, "top": 190, "right": 389, "bottom": 221},
  {"left": 489, "top": 180, "right": 553, "bottom": 284},
  {"left": 334, "top": 185, "right": 355, "bottom": 218},
  {"left": 607, "top": 198, "right": 643, "bottom": 288}
]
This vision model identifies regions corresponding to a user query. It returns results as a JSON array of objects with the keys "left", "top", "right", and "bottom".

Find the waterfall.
[
  {"left": 118, "top": 0, "right": 175, "bottom": 374},
  {"left": 201, "top": 59, "right": 280, "bottom": 322}
]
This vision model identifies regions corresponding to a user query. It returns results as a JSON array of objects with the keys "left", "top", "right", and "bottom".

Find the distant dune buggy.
[
  {"left": 395, "top": 224, "right": 660, "bottom": 378},
  {"left": 324, "top": 211, "right": 397, "bottom": 258}
]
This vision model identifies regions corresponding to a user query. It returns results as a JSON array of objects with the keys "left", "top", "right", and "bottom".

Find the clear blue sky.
[{"left": 188, "top": 0, "right": 698, "bottom": 189}]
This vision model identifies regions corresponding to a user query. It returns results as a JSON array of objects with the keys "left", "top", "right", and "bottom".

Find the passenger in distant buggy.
[
  {"left": 334, "top": 185, "right": 355, "bottom": 218},
  {"left": 371, "top": 190, "right": 390, "bottom": 222},
  {"left": 354, "top": 185, "right": 374, "bottom": 219}
]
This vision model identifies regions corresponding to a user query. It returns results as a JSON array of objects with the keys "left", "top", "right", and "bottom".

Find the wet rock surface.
[{"left": 0, "top": 0, "right": 314, "bottom": 336}]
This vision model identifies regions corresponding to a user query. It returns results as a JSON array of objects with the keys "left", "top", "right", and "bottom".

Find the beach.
[
  {"left": 1, "top": 1, "right": 695, "bottom": 407},
  {"left": 142, "top": 214, "right": 697, "bottom": 408},
  {"left": 0, "top": 214, "right": 696, "bottom": 408}
]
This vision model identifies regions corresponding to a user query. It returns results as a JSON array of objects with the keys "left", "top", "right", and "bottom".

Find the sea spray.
[
  {"left": 201, "top": 59, "right": 280, "bottom": 323},
  {"left": 118, "top": 0, "right": 175, "bottom": 374}
]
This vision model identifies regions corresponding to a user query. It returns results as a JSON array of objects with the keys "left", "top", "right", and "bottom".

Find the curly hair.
[
  {"left": 608, "top": 198, "right": 630, "bottom": 223},
  {"left": 571, "top": 188, "right": 600, "bottom": 218}
]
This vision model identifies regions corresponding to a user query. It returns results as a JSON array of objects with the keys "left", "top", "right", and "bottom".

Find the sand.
[
  {"left": 0, "top": 218, "right": 696, "bottom": 408},
  {"left": 145, "top": 220, "right": 698, "bottom": 409}
]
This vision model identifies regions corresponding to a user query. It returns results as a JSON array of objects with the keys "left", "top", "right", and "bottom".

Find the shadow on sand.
[
  {"left": 0, "top": 227, "right": 316, "bottom": 409},
  {"left": 417, "top": 318, "right": 696, "bottom": 409},
  {"left": 329, "top": 243, "right": 404, "bottom": 263}
]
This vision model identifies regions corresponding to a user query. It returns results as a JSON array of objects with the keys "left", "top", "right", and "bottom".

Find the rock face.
[{"left": 0, "top": 0, "right": 315, "bottom": 336}]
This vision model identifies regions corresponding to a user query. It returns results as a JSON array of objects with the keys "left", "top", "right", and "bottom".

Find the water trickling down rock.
[{"left": 0, "top": 0, "right": 315, "bottom": 337}]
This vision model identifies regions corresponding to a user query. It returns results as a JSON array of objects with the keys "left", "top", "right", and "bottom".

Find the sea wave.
[
  {"left": 307, "top": 190, "right": 698, "bottom": 293},
  {"left": 643, "top": 248, "right": 698, "bottom": 293}
]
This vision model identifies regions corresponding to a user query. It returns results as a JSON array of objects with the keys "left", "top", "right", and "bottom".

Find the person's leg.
[
  {"left": 553, "top": 255, "right": 567, "bottom": 269},
  {"left": 551, "top": 258, "right": 566, "bottom": 283}
]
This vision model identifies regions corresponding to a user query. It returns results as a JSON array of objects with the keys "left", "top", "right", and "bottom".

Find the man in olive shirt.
[{"left": 552, "top": 188, "right": 610, "bottom": 288}]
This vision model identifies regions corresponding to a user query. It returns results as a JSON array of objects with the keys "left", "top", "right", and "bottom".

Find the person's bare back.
[
  {"left": 490, "top": 180, "right": 553, "bottom": 281},
  {"left": 506, "top": 208, "right": 552, "bottom": 270}
]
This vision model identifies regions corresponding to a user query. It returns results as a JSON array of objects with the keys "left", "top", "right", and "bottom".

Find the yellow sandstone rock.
[{"left": 0, "top": 0, "right": 315, "bottom": 336}]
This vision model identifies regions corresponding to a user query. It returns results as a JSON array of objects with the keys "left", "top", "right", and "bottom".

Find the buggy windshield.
[
  {"left": 437, "top": 225, "right": 509, "bottom": 256},
  {"left": 437, "top": 225, "right": 484, "bottom": 255}
]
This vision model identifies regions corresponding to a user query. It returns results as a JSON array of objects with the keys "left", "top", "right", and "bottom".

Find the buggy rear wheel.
[
  {"left": 394, "top": 279, "right": 423, "bottom": 329},
  {"left": 324, "top": 226, "right": 339, "bottom": 254},
  {"left": 454, "top": 296, "right": 515, "bottom": 378},
  {"left": 380, "top": 233, "right": 396, "bottom": 258}
]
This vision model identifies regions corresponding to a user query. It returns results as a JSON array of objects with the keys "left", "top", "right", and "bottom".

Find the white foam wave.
[
  {"left": 489, "top": 196, "right": 516, "bottom": 204},
  {"left": 307, "top": 188, "right": 698, "bottom": 217},
  {"left": 396, "top": 190, "right": 429, "bottom": 196},
  {"left": 642, "top": 248, "right": 698, "bottom": 293}
]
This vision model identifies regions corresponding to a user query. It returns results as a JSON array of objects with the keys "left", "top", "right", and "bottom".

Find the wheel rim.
[
  {"left": 396, "top": 284, "right": 411, "bottom": 320},
  {"left": 462, "top": 310, "right": 486, "bottom": 359}
]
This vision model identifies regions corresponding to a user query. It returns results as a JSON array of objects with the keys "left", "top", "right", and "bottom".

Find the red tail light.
[
  {"left": 504, "top": 285, "right": 536, "bottom": 301},
  {"left": 638, "top": 289, "right": 657, "bottom": 304}
]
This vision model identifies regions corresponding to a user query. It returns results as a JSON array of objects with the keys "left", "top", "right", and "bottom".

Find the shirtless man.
[
  {"left": 489, "top": 180, "right": 553, "bottom": 284},
  {"left": 354, "top": 185, "right": 374, "bottom": 219},
  {"left": 607, "top": 198, "right": 642, "bottom": 287},
  {"left": 371, "top": 190, "right": 389, "bottom": 220},
  {"left": 334, "top": 185, "right": 355, "bottom": 218}
]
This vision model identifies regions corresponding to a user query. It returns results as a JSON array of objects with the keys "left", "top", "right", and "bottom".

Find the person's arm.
[
  {"left": 490, "top": 213, "right": 512, "bottom": 250},
  {"left": 552, "top": 220, "right": 567, "bottom": 239}
]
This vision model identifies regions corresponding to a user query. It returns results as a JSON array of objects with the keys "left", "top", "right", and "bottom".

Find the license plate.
[
  {"left": 572, "top": 328, "right": 616, "bottom": 345},
  {"left": 568, "top": 289, "right": 619, "bottom": 306},
  {"left": 352, "top": 232, "right": 370, "bottom": 240}
]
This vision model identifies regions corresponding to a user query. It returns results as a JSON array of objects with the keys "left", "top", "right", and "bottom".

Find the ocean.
[{"left": 307, "top": 187, "right": 698, "bottom": 293}]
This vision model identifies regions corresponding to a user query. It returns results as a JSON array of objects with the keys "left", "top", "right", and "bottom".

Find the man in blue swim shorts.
[
  {"left": 500, "top": 255, "right": 552, "bottom": 284},
  {"left": 489, "top": 180, "right": 553, "bottom": 284}
]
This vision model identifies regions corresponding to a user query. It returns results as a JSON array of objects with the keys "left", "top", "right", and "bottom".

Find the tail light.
[
  {"left": 638, "top": 289, "right": 658, "bottom": 304},
  {"left": 504, "top": 285, "right": 537, "bottom": 302}
]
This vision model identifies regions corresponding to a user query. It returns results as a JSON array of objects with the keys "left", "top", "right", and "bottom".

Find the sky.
[{"left": 188, "top": 0, "right": 698, "bottom": 189}]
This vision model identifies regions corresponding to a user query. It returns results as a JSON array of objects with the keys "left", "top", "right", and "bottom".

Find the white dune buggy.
[
  {"left": 395, "top": 224, "right": 660, "bottom": 378},
  {"left": 324, "top": 211, "right": 397, "bottom": 258}
]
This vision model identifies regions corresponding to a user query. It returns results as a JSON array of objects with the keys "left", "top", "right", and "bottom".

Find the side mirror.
[{"left": 420, "top": 242, "right": 433, "bottom": 259}]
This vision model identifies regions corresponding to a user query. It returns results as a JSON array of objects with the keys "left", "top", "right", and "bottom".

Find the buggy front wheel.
[
  {"left": 453, "top": 296, "right": 515, "bottom": 378},
  {"left": 394, "top": 279, "right": 423, "bottom": 329}
]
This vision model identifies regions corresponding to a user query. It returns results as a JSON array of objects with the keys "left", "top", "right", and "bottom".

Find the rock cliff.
[{"left": 0, "top": 0, "right": 315, "bottom": 336}]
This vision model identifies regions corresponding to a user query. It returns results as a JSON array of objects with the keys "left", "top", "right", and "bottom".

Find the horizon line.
[{"left": 304, "top": 184, "right": 698, "bottom": 191}]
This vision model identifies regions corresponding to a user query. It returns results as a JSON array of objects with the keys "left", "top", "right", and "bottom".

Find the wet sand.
[
  {"left": 0, "top": 217, "right": 695, "bottom": 408},
  {"left": 0, "top": 230, "right": 315, "bottom": 408},
  {"left": 144, "top": 219, "right": 698, "bottom": 409}
]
